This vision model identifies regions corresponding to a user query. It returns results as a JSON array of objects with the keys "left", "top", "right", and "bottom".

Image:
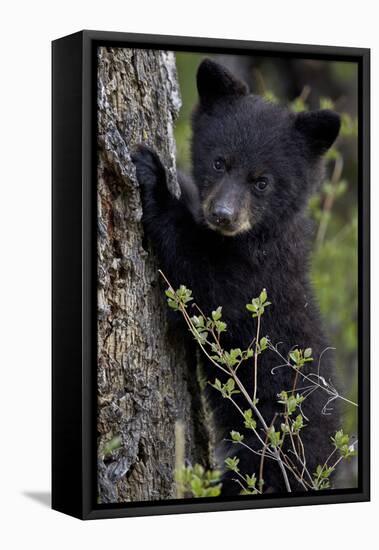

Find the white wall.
[{"left": 0, "top": 0, "right": 376, "bottom": 548}]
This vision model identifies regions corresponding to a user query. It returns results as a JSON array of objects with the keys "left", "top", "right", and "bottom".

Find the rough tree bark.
[{"left": 96, "top": 47, "right": 210, "bottom": 503}]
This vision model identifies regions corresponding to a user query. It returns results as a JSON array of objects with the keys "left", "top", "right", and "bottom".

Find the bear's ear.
[
  {"left": 294, "top": 110, "right": 341, "bottom": 155},
  {"left": 196, "top": 58, "right": 248, "bottom": 107}
]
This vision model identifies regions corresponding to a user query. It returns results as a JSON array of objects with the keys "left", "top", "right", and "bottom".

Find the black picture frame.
[{"left": 52, "top": 30, "right": 370, "bottom": 520}]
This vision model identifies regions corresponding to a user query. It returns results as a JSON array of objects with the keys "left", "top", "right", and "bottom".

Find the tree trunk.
[{"left": 96, "top": 47, "right": 210, "bottom": 504}]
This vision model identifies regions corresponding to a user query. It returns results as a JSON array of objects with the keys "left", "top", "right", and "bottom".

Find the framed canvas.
[{"left": 52, "top": 30, "right": 370, "bottom": 520}]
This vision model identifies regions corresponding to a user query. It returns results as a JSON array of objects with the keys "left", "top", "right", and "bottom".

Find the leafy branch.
[{"left": 161, "top": 273, "right": 358, "bottom": 496}]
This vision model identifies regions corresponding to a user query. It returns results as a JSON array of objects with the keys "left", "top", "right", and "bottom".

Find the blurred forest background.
[{"left": 174, "top": 52, "right": 358, "bottom": 485}]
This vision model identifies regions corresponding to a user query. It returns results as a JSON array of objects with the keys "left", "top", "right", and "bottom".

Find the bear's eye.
[
  {"left": 254, "top": 177, "right": 269, "bottom": 192},
  {"left": 213, "top": 157, "right": 226, "bottom": 172}
]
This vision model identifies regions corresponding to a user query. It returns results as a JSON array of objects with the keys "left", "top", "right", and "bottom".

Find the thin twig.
[
  {"left": 259, "top": 415, "right": 276, "bottom": 487},
  {"left": 253, "top": 315, "right": 261, "bottom": 404},
  {"left": 269, "top": 342, "right": 358, "bottom": 409}
]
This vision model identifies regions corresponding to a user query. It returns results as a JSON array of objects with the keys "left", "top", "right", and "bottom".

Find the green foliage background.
[{"left": 173, "top": 52, "right": 358, "bottom": 448}]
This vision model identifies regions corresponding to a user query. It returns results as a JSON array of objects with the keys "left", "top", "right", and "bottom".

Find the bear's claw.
[{"left": 131, "top": 144, "right": 166, "bottom": 188}]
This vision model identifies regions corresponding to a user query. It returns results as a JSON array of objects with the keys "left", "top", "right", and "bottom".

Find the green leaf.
[
  {"left": 226, "top": 378, "right": 235, "bottom": 391},
  {"left": 289, "top": 350, "right": 299, "bottom": 364},
  {"left": 230, "top": 430, "right": 244, "bottom": 442},
  {"left": 245, "top": 474, "right": 257, "bottom": 489},
  {"left": 215, "top": 320, "right": 227, "bottom": 333},
  {"left": 212, "top": 306, "right": 222, "bottom": 322},
  {"left": 191, "top": 315, "right": 205, "bottom": 328},
  {"left": 211, "top": 378, "right": 222, "bottom": 390},
  {"left": 331, "top": 429, "right": 350, "bottom": 449},
  {"left": 292, "top": 414, "right": 304, "bottom": 432},
  {"left": 243, "top": 409, "right": 257, "bottom": 430},
  {"left": 286, "top": 395, "right": 298, "bottom": 415},
  {"left": 176, "top": 464, "right": 222, "bottom": 498},
  {"left": 176, "top": 285, "right": 193, "bottom": 306},
  {"left": 103, "top": 434, "right": 122, "bottom": 457},
  {"left": 268, "top": 425, "right": 282, "bottom": 448},
  {"left": 244, "top": 349, "right": 254, "bottom": 359},
  {"left": 331, "top": 429, "right": 356, "bottom": 459},
  {"left": 225, "top": 456, "right": 240, "bottom": 472},
  {"left": 291, "top": 97, "right": 307, "bottom": 113},
  {"left": 320, "top": 97, "right": 335, "bottom": 110},
  {"left": 263, "top": 91, "right": 278, "bottom": 104},
  {"left": 313, "top": 464, "right": 335, "bottom": 490},
  {"left": 211, "top": 378, "right": 240, "bottom": 399},
  {"left": 240, "top": 488, "right": 259, "bottom": 495},
  {"left": 278, "top": 390, "right": 288, "bottom": 402},
  {"left": 304, "top": 347, "right": 312, "bottom": 358},
  {"left": 260, "top": 337, "right": 268, "bottom": 349},
  {"left": 193, "top": 464, "right": 205, "bottom": 477},
  {"left": 190, "top": 476, "right": 203, "bottom": 496}
]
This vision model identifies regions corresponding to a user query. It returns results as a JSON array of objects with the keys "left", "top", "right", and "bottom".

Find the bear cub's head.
[{"left": 191, "top": 59, "right": 341, "bottom": 237}]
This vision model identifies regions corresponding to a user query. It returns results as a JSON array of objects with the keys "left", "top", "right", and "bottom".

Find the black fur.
[{"left": 132, "top": 59, "right": 341, "bottom": 495}]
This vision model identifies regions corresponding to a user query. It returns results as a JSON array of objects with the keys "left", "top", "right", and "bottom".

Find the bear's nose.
[{"left": 211, "top": 205, "right": 234, "bottom": 227}]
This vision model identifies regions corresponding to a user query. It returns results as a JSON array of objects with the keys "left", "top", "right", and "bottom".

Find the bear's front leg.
[
  {"left": 132, "top": 144, "right": 172, "bottom": 219},
  {"left": 132, "top": 145, "right": 198, "bottom": 289}
]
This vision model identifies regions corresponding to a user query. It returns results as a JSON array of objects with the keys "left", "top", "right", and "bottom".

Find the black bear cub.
[{"left": 133, "top": 59, "right": 341, "bottom": 495}]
